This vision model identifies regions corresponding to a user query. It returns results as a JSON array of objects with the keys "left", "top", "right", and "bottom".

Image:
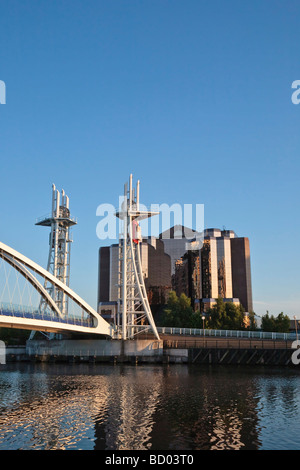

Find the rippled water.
[{"left": 0, "top": 363, "right": 300, "bottom": 450}]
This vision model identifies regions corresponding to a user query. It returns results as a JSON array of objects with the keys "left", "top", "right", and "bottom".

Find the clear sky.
[{"left": 0, "top": 0, "right": 299, "bottom": 317}]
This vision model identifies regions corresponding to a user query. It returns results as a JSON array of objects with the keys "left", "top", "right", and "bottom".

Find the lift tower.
[
  {"left": 35, "top": 184, "right": 77, "bottom": 318},
  {"left": 116, "top": 174, "right": 160, "bottom": 341}
]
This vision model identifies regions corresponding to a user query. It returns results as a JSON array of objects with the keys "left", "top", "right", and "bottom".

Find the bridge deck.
[{"left": 0, "top": 311, "right": 109, "bottom": 336}]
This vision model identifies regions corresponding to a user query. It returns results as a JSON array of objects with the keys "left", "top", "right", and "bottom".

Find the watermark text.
[
  {"left": 96, "top": 200, "right": 204, "bottom": 248},
  {"left": 291, "top": 340, "right": 300, "bottom": 365},
  {"left": 0, "top": 80, "right": 6, "bottom": 104},
  {"left": 291, "top": 80, "right": 300, "bottom": 105},
  {"left": 0, "top": 340, "right": 6, "bottom": 364}
]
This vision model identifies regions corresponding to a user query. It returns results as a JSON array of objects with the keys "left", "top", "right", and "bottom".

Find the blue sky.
[{"left": 0, "top": 0, "right": 299, "bottom": 317}]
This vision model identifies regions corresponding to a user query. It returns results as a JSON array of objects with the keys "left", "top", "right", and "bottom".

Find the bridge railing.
[
  {"left": 0, "top": 302, "right": 94, "bottom": 328},
  {"left": 128, "top": 325, "right": 298, "bottom": 341}
]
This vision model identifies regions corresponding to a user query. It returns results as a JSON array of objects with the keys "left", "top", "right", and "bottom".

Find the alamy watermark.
[
  {"left": 291, "top": 80, "right": 300, "bottom": 105},
  {"left": 0, "top": 80, "right": 6, "bottom": 104},
  {"left": 0, "top": 340, "right": 6, "bottom": 365},
  {"left": 291, "top": 340, "right": 300, "bottom": 365},
  {"left": 96, "top": 199, "right": 204, "bottom": 248}
]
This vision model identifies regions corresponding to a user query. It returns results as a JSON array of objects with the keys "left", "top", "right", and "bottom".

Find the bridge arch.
[{"left": 0, "top": 242, "right": 113, "bottom": 337}]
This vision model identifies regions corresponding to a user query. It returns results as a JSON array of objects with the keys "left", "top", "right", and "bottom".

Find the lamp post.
[{"left": 202, "top": 315, "right": 205, "bottom": 336}]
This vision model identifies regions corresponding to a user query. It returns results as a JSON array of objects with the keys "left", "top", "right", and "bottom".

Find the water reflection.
[{"left": 0, "top": 363, "right": 299, "bottom": 450}]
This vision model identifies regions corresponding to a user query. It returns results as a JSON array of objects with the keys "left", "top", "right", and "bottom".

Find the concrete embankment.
[
  {"left": 2, "top": 337, "right": 298, "bottom": 366},
  {"left": 20, "top": 338, "right": 187, "bottom": 364}
]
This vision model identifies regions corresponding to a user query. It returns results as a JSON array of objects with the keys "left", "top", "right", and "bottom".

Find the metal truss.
[
  {"left": 36, "top": 184, "right": 76, "bottom": 316},
  {"left": 30, "top": 185, "right": 77, "bottom": 339},
  {"left": 117, "top": 174, "right": 160, "bottom": 341}
]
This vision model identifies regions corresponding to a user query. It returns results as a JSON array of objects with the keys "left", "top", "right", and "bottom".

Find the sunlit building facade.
[
  {"left": 173, "top": 227, "right": 253, "bottom": 313},
  {"left": 98, "top": 225, "right": 253, "bottom": 322}
]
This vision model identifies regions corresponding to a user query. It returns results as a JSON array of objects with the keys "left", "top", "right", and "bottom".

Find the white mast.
[
  {"left": 117, "top": 174, "right": 160, "bottom": 340},
  {"left": 29, "top": 185, "right": 77, "bottom": 339}
]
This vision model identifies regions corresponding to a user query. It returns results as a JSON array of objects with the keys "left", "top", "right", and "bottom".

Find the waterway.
[{"left": 0, "top": 362, "right": 299, "bottom": 450}]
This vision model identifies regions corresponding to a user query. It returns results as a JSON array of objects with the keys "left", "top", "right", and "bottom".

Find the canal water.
[{"left": 0, "top": 362, "right": 299, "bottom": 450}]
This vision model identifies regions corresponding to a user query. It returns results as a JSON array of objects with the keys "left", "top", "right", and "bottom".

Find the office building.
[
  {"left": 173, "top": 228, "right": 253, "bottom": 312},
  {"left": 98, "top": 225, "right": 253, "bottom": 323},
  {"left": 230, "top": 236, "right": 253, "bottom": 312},
  {"left": 98, "top": 238, "right": 172, "bottom": 322}
]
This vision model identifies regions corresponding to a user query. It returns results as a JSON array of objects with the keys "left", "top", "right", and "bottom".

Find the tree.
[
  {"left": 247, "top": 311, "right": 257, "bottom": 330},
  {"left": 224, "top": 302, "right": 245, "bottom": 330},
  {"left": 261, "top": 312, "right": 290, "bottom": 333},
  {"left": 160, "top": 291, "right": 194, "bottom": 327},
  {"left": 207, "top": 298, "right": 247, "bottom": 330},
  {"left": 206, "top": 297, "right": 226, "bottom": 330},
  {"left": 261, "top": 312, "right": 274, "bottom": 332},
  {"left": 274, "top": 312, "right": 290, "bottom": 333},
  {"left": 190, "top": 310, "right": 205, "bottom": 329},
  {"left": 160, "top": 293, "right": 253, "bottom": 331}
]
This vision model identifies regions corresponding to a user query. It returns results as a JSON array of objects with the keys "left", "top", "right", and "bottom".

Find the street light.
[{"left": 202, "top": 315, "right": 205, "bottom": 335}]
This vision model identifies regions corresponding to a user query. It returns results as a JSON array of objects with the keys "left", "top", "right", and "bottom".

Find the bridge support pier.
[{"left": 26, "top": 338, "right": 164, "bottom": 363}]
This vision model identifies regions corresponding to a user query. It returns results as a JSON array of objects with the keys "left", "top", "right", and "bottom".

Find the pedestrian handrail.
[
  {"left": 128, "top": 324, "right": 297, "bottom": 341},
  {"left": 0, "top": 302, "right": 94, "bottom": 328},
  {"left": 157, "top": 326, "right": 297, "bottom": 340}
]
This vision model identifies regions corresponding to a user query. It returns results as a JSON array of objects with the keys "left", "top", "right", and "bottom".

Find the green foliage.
[
  {"left": 160, "top": 293, "right": 251, "bottom": 331},
  {"left": 261, "top": 312, "right": 290, "bottom": 333},
  {"left": 206, "top": 297, "right": 245, "bottom": 331},
  {"left": 248, "top": 311, "right": 257, "bottom": 330},
  {"left": 161, "top": 291, "right": 194, "bottom": 327}
]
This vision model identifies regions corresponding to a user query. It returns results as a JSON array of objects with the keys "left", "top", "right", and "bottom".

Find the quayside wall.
[
  {"left": 188, "top": 347, "right": 295, "bottom": 366},
  {"left": 25, "top": 339, "right": 166, "bottom": 364},
  {"left": 2, "top": 337, "right": 299, "bottom": 366}
]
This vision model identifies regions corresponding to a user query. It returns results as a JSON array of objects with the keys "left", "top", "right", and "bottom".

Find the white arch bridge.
[{"left": 0, "top": 242, "right": 114, "bottom": 337}]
